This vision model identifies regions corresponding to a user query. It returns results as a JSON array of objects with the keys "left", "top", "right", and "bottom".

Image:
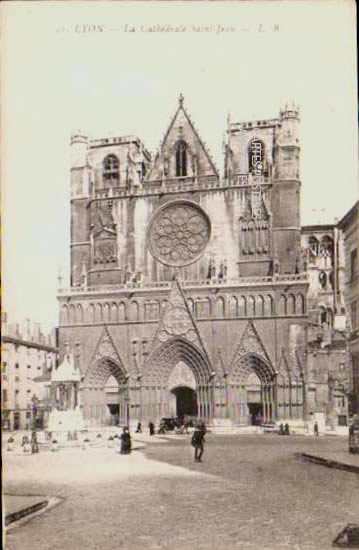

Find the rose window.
[{"left": 147, "top": 200, "right": 211, "bottom": 267}]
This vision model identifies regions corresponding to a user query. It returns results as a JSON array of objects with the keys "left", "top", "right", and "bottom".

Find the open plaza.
[{"left": 3, "top": 430, "right": 359, "bottom": 550}]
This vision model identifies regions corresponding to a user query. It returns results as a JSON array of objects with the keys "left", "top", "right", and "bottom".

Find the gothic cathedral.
[{"left": 58, "top": 96, "right": 312, "bottom": 428}]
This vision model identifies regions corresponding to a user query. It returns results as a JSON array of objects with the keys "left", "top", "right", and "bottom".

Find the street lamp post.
[
  {"left": 124, "top": 374, "right": 130, "bottom": 427},
  {"left": 31, "top": 395, "right": 38, "bottom": 430}
]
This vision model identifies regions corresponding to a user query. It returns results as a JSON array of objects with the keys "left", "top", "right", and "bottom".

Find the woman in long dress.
[{"left": 120, "top": 427, "right": 131, "bottom": 454}]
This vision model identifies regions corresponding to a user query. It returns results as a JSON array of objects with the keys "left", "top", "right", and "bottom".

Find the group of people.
[
  {"left": 135, "top": 418, "right": 207, "bottom": 462},
  {"left": 19, "top": 431, "right": 39, "bottom": 453},
  {"left": 134, "top": 421, "right": 155, "bottom": 435},
  {"left": 120, "top": 427, "right": 132, "bottom": 454},
  {"left": 10, "top": 421, "right": 209, "bottom": 463}
]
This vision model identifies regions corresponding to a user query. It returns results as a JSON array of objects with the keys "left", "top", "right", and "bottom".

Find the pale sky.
[{"left": 2, "top": 0, "right": 358, "bottom": 331}]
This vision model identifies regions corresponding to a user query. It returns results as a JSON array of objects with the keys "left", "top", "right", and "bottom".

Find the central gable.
[{"left": 147, "top": 95, "right": 219, "bottom": 181}]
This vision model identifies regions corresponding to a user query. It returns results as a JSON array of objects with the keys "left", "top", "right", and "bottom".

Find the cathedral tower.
[
  {"left": 70, "top": 133, "right": 91, "bottom": 286},
  {"left": 272, "top": 103, "right": 301, "bottom": 274}
]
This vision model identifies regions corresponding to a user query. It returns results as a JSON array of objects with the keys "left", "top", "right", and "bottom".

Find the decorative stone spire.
[
  {"left": 57, "top": 268, "right": 63, "bottom": 289},
  {"left": 179, "top": 93, "right": 184, "bottom": 107}
]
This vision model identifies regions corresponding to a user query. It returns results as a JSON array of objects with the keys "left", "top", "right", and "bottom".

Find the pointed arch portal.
[
  {"left": 143, "top": 337, "right": 214, "bottom": 422},
  {"left": 228, "top": 353, "right": 277, "bottom": 424},
  {"left": 82, "top": 357, "right": 129, "bottom": 427}
]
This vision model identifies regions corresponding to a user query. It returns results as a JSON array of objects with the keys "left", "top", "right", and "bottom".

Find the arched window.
[
  {"left": 257, "top": 295, "right": 265, "bottom": 316},
  {"left": 264, "top": 295, "right": 273, "bottom": 316},
  {"left": 308, "top": 236, "right": 319, "bottom": 257},
  {"left": 296, "top": 294, "right": 305, "bottom": 315},
  {"left": 216, "top": 297, "right": 225, "bottom": 318},
  {"left": 103, "top": 303, "right": 110, "bottom": 323},
  {"left": 248, "top": 139, "right": 267, "bottom": 176},
  {"left": 229, "top": 296, "right": 238, "bottom": 318},
  {"left": 278, "top": 295, "right": 287, "bottom": 316},
  {"left": 287, "top": 294, "right": 296, "bottom": 315},
  {"left": 103, "top": 155, "right": 119, "bottom": 185},
  {"left": 76, "top": 304, "right": 84, "bottom": 324},
  {"left": 238, "top": 296, "right": 247, "bottom": 317},
  {"left": 247, "top": 296, "right": 255, "bottom": 317},
  {"left": 118, "top": 302, "right": 126, "bottom": 322},
  {"left": 95, "top": 303, "right": 103, "bottom": 323},
  {"left": 88, "top": 304, "right": 95, "bottom": 323},
  {"left": 196, "top": 298, "right": 210, "bottom": 318},
  {"left": 321, "top": 235, "right": 334, "bottom": 255},
  {"left": 110, "top": 303, "right": 118, "bottom": 322},
  {"left": 69, "top": 304, "right": 76, "bottom": 324},
  {"left": 320, "top": 235, "right": 334, "bottom": 266},
  {"left": 130, "top": 301, "right": 139, "bottom": 322},
  {"left": 175, "top": 141, "right": 187, "bottom": 177}
]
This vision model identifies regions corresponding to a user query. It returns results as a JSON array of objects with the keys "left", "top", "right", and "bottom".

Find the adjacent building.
[
  {"left": 301, "top": 224, "right": 350, "bottom": 428},
  {"left": 338, "top": 201, "right": 359, "bottom": 417},
  {"left": 2, "top": 319, "right": 58, "bottom": 430}
]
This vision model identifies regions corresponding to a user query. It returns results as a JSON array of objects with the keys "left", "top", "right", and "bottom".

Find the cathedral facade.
[{"left": 58, "top": 96, "right": 312, "bottom": 428}]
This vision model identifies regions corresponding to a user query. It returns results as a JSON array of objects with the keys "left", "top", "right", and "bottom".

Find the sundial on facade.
[{"left": 147, "top": 200, "right": 211, "bottom": 267}]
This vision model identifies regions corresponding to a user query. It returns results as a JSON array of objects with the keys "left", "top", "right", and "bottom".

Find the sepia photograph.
[{"left": 2, "top": 1, "right": 359, "bottom": 549}]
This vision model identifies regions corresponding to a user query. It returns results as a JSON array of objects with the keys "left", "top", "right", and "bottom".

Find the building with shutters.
[{"left": 2, "top": 319, "right": 58, "bottom": 431}]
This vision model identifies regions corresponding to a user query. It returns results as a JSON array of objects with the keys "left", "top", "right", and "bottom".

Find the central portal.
[
  {"left": 171, "top": 386, "right": 198, "bottom": 417},
  {"left": 168, "top": 360, "right": 198, "bottom": 419}
]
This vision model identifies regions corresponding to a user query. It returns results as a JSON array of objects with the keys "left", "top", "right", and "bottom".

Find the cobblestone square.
[{"left": 4, "top": 434, "right": 359, "bottom": 550}]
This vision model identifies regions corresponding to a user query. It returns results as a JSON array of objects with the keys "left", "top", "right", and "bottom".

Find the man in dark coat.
[
  {"left": 31, "top": 431, "right": 39, "bottom": 454},
  {"left": 120, "top": 427, "right": 131, "bottom": 454},
  {"left": 191, "top": 422, "right": 206, "bottom": 462},
  {"left": 148, "top": 421, "right": 155, "bottom": 436}
]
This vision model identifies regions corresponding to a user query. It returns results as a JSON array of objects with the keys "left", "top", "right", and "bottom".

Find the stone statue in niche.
[
  {"left": 191, "top": 154, "right": 198, "bottom": 177},
  {"left": 127, "top": 148, "right": 141, "bottom": 188},
  {"left": 92, "top": 202, "right": 117, "bottom": 265},
  {"left": 319, "top": 271, "right": 327, "bottom": 290},
  {"left": 163, "top": 155, "right": 169, "bottom": 177},
  {"left": 329, "top": 270, "right": 334, "bottom": 289},
  {"left": 92, "top": 201, "right": 116, "bottom": 235},
  {"left": 210, "top": 259, "right": 217, "bottom": 279},
  {"left": 218, "top": 260, "right": 228, "bottom": 280}
]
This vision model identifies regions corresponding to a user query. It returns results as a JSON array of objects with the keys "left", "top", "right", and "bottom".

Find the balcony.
[
  {"left": 230, "top": 174, "right": 271, "bottom": 187},
  {"left": 90, "top": 174, "right": 273, "bottom": 201},
  {"left": 58, "top": 273, "right": 308, "bottom": 297}
]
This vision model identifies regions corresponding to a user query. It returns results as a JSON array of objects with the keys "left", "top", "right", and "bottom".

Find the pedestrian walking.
[
  {"left": 314, "top": 422, "right": 319, "bottom": 436},
  {"left": 31, "top": 431, "right": 39, "bottom": 454},
  {"left": 191, "top": 422, "right": 206, "bottom": 462},
  {"left": 284, "top": 423, "right": 290, "bottom": 436},
  {"left": 136, "top": 421, "right": 142, "bottom": 433},
  {"left": 279, "top": 423, "right": 284, "bottom": 435},
  {"left": 148, "top": 421, "right": 155, "bottom": 436},
  {"left": 120, "top": 427, "right": 132, "bottom": 454},
  {"left": 21, "top": 435, "right": 31, "bottom": 453}
]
